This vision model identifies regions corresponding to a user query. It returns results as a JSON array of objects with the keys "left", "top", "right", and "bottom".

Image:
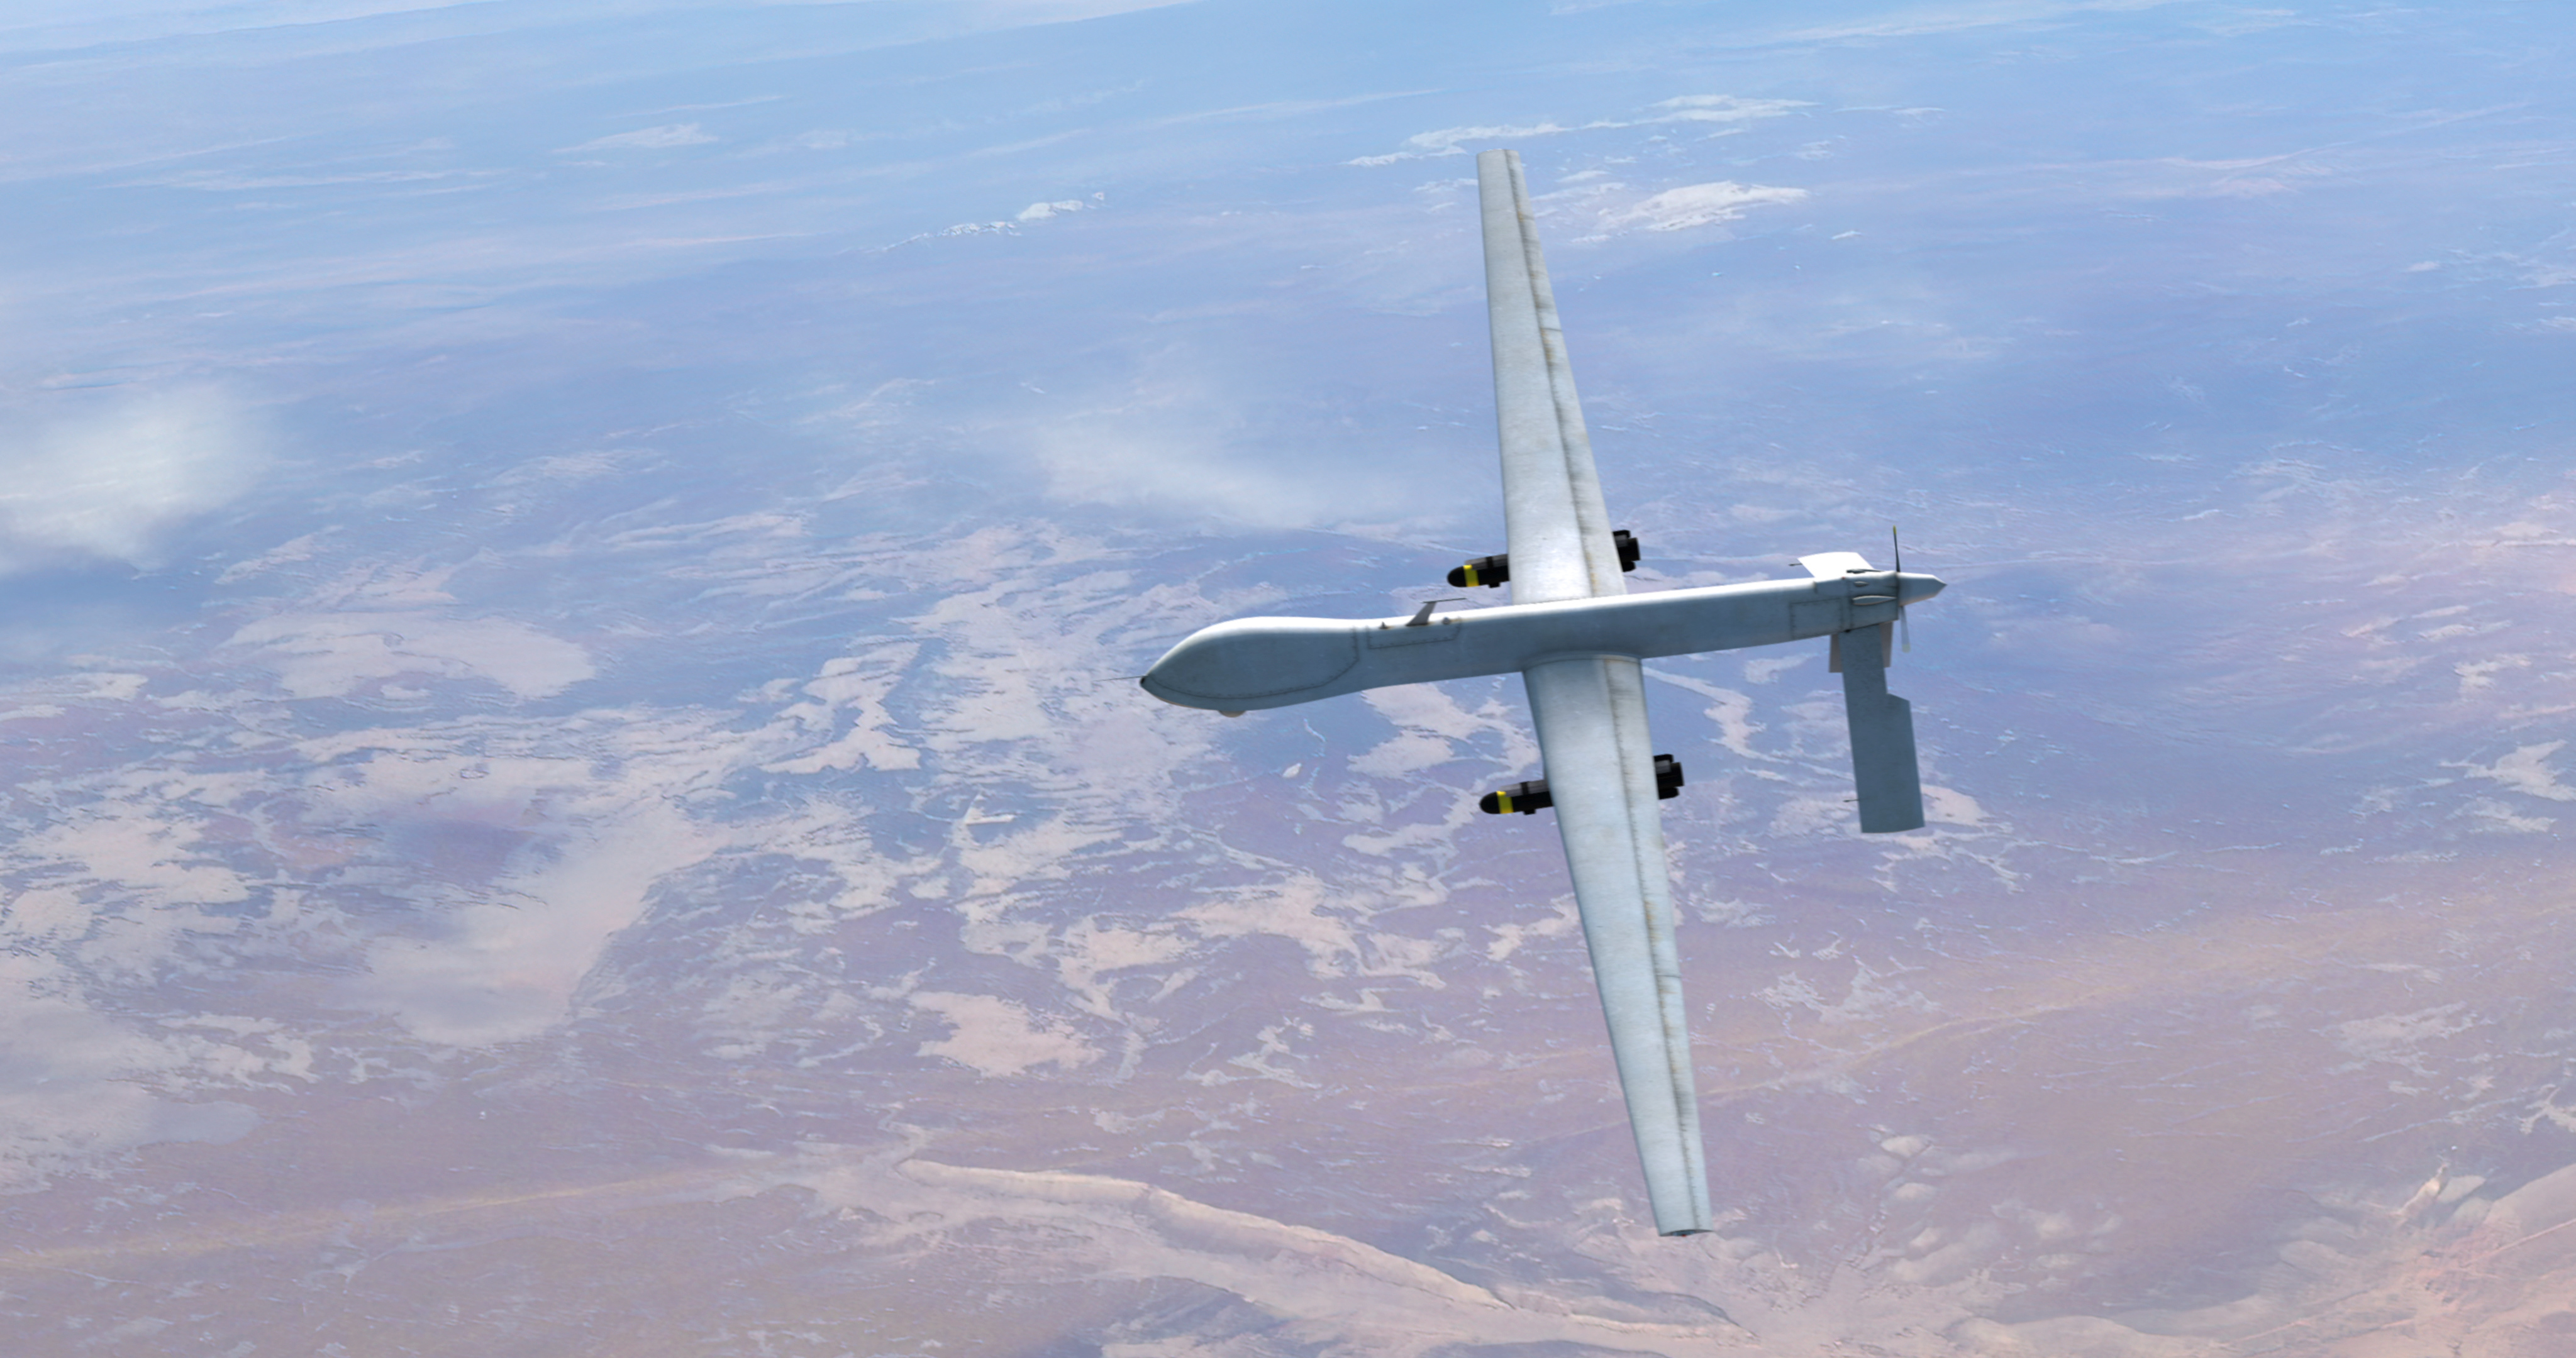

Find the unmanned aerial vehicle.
[{"left": 1141, "top": 149, "right": 1946, "bottom": 1236}]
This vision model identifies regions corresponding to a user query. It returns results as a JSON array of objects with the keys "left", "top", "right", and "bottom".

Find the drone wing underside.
[
  {"left": 1480, "top": 148, "right": 1628, "bottom": 609},
  {"left": 1479, "top": 148, "right": 1712, "bottom": 1237},
  {"left": 1519, "top": 654, "right": 1712, "bottom": 1235}
]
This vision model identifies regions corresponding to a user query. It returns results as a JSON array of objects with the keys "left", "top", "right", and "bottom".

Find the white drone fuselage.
[{"left": 1142, "top": 569, "right": 1946, "bottom": 714}]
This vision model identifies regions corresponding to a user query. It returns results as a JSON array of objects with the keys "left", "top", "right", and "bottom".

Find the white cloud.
[
  {"left": 1351, "top": 121, "right": 1574, "bottom": 165},
  {"left": 0, "top": 386, "right": 267, "bottom": 575},
  {"left": 913, "top": 194, "right": 1099, "bottom": 243},
  {"left": 1016, "top": 378, "right": 1422, "bottom": 529},
  {"left": 1348, "top": 95, "right": 1807, "bottom": 164},
  {"left": 1651, "top": 94, "right": 1812, "bottom": 122},
  {"left": 558, "top": 123, "right": 718, "bottom": 153},
  {"left": 1602, "top": 180, "right": 1809, "bottom": 231}
]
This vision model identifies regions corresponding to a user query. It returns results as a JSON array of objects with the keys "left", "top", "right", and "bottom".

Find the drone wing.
[
  {"left": 1479, "top": 148, "right": 1712, "bottom": 1237},
  {"left": 1480, "top": 148, "right": 1631, "bottom": 608}
]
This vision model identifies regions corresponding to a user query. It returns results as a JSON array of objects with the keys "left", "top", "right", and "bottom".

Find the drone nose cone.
[
  {"left": 1140, "top": 617, "right": 1363, "bottom": 711},
  {"left": 1898, "top": 572, "right": 1946, "bottom": 607}
]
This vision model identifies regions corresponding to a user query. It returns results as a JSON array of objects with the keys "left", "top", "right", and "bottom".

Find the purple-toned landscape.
[{"left": 3, "top": 1, "right": 2574, "bottom": 1352}]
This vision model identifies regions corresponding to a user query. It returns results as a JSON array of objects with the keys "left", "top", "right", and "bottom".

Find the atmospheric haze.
[{"left": 2, "top": 1, "right": 2575, "bottom": 1355}]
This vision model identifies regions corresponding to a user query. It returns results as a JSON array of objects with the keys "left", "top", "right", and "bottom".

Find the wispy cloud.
[
  {"left": 556, "top": 123, "right": 718, "bottom": 153},
  {"left": 1348, "top": 94, "right": 1807, "bottom": 165},
  {"left": 1003, "top": 362, "right": 1433, "bottom": 530},
  {"left": 0, "top": 386, "right": 267, "bottom": 576},
  {"left": 1601, "top": 180, "right": 1809, "bottom": 231}
]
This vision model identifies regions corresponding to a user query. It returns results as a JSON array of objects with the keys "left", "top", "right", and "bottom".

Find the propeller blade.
[
  {"left": 1892, "top": 525, "right": 1911, "bottom": 654},
  {"left": 1835, "top": 621, "right": 1925, "bottom": 832}
]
